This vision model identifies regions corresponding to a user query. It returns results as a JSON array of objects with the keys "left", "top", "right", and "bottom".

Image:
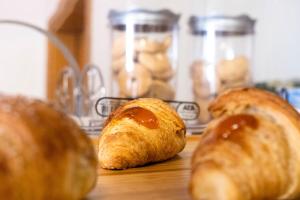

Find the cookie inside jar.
[
  {"left": 188, "top": 15, "right": 255, "bottom": 125},
  {"left": 217, "top": 55, "right": 251, "bottom": 93},
  {"left": 189, "top": 57, "right": 251, "bottom": 123},
  {"left": 190, "top": 60, "right": 218, "bottom": 123},
  {"left": 109, "top": 9, "right": 180, "bottom": 100}
]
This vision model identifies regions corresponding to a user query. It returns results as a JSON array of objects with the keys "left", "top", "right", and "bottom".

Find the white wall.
[
  {"left": 90, "top": 0, "right": 300, "bottom": 100},
  {"left": 0, "top": 0, "right": 58, "bottom": 99}
]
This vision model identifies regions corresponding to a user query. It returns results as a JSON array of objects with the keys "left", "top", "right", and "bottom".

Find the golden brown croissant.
[
  {"left": 0, "top": 96, "right": 97, "bottom": 200},
  {"left": 190, "top": 88, "right": 300, "bottom": 200},
  {"left": 98, "top": 98, "right": 186, "bottom": 169}
]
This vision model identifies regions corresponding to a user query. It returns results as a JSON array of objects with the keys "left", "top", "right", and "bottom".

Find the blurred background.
[{"left": 0, "top": 0, "right": 299, "bottom": 100}]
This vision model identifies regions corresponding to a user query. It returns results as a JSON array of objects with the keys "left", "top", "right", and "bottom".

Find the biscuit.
[
  {"left": 148, "top": 80, "right": 175, "bottom": 100},
  {"left": 112, "top": 35, "right": 176, "bottom": 98},
  {"left": 152, "top": 67, "right": 174, "bottom": 81},
  {"left": 135, "top": 37, "right": 164, "bottom": 53},
  {"left": 111, "top": 56, "right": 125, "bottom": 73},
  {"left": 190, "top": 60, "right": 204, "bottom": 80},
  {"left": 193, "top": 84, "right": 213, "bottom": 99},
  {"left": 138, "top": 52, "right": 171, "bottom": 75},
  {"left": 112, "top": 35, "right": 126, "bottom": 58},
  {"left": 117, "top": 64, "right": 152, "bottom": 97},
  {"left": 193, "top": 78, "right": 220, "bottom": 98},
  {"left": 195, "top": 98, "right": 212, "bottom": 123},
  {"left": 191, "top": 61, "right": 218, "bottom": 98},
  {"left": 217, "top": 56, "right": 249, "bottom": 82},
  {"left": 218, "top": 78, "right": 248, "bottom": 93}
]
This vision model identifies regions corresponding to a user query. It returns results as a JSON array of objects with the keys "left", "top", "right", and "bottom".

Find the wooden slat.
[
  {"left": 87, "top": 136, "right": 201, "bottom": 200},
  {"left": 77, "top": 0, "right": 91, "bottom": 68},
  {"left": 48, "top": 0, "right": 81, "bottom": 33},
  {"left": 47, "top": 0, "right": 91, "bottom": 100}
]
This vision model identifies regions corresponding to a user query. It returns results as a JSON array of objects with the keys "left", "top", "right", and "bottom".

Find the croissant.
[
  {"left": 190, "top": 88, "right": 300, "bottom": 200},
  {"left": 0, "top": 96, "right": 97, "bottom": 200},
  {"left": 98, "top": 98, "right": 186, "bottom": 169}
]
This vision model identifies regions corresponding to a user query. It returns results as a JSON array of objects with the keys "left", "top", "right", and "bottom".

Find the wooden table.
[{"left": 87, "top": 136, "right": 200, "bottom": 200}]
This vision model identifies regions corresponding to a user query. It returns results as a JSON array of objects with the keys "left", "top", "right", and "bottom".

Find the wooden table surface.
[{"left": 87, "top": 136, "right": 200, "bottom": 200}]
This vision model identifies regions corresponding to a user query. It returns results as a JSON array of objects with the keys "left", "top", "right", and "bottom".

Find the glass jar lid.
[
  {"left": 108, "top": 9, "right": 180, "bottom": 27},
  {"left": 189, "top": 14, "right": 256, "bottom": 36}
]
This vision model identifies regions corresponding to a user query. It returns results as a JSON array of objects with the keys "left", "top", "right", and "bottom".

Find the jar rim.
[
  {"left": 108, "top": 8, "right": 180, "bottom": 27},
  {"left": 188, "top": 14, "right": 256, "bottom": 35}
]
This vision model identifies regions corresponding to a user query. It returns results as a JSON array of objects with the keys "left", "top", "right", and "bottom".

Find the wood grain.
[
  {"left": 48, "top": 0, "right": 81, "bottom": 33},
  {"left": 87, "top": 136, "right": 200, "bottom": 200},
  {"left": 47, "top": 0, "right": 91, "bottom": 100}
]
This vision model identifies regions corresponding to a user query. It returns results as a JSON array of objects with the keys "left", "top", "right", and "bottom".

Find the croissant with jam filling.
[
  {"left": 98, "top": 98, "right": 186, "bottom": 169},
  {"left": 190, "top": 88, "right": 300, "bottom": 200}
]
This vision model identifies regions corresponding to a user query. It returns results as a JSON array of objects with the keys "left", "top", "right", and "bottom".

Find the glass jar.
[
  {"left": 188, "top": 15, "right": 256, "bottom": 123},
  {"left": 108, "top": 9, "right": 180, "bottom": 100}
]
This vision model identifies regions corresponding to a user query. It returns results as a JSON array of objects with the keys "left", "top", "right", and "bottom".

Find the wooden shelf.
[{"left": 88, "top": 136, "right": 200, "bottom": 200}]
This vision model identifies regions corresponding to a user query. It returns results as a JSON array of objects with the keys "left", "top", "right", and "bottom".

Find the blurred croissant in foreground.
[
  {"left": 191, "top": 88, "right": 300, "bottom": 200},
  {"left": 0, "top": 96, "right": 97, "bottom": 200}
]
